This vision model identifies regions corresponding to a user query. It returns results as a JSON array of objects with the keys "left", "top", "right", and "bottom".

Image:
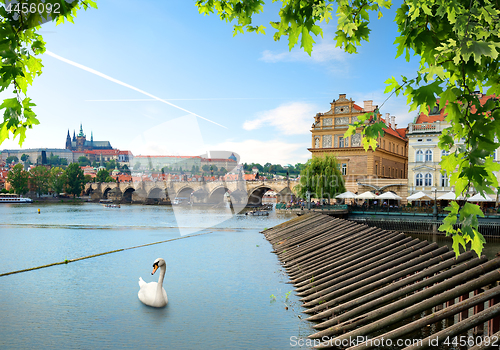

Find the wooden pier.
[{"left": 263, "top": 213, "right": 500, "bottom": 349}]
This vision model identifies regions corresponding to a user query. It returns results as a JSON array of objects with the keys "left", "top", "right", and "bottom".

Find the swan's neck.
[{"left": 157, "top": 265, "right": 166, "bottom": 290}]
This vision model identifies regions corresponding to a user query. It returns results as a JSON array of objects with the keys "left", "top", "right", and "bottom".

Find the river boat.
[
  {"left": 0, "top": 193, "right": 33, "bottom": 203},
  {"left": 172, "top": 197, "right": 190, "bottom": 205},
  {"left": 99, "top": 199, "right": 113, "bottom": 204},
  {"left": 104, "top": 204, "right": 120, "bottom": 208},
  {"left": 245, "top": 210, "right": 269, "bottom": 216}
]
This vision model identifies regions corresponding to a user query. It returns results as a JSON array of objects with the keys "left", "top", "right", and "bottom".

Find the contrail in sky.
[
  {"left": 85, "top": 98, "right": 287, "bottom": 101},
  {"left": 44, "top": 50, "right": 227, "bottom": 129}
]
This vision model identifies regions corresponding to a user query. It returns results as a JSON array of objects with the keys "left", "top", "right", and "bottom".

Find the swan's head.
[{"left": 151, "top": 258, "right": 166, "bottom": 275}]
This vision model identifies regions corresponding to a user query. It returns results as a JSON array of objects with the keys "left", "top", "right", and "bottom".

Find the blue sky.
[{"left": 1, "top": 0, "right": 420, "bottom": 165}]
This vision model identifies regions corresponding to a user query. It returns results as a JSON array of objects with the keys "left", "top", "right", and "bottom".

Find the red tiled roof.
[
  {"left": 415, "top": 94, "right": 497, "bottom": 124},
  {"left": 83, "top": 149, "right": 120, "bottom": 155},
  {"left": 135, "top": 155, "right": 201, "bottom": 159},
  {"left": 396, "top": 128, "right": 407, "bottom": 138},
  {"left": 117, "top": 174, "right": 132, "bottom": 182},
  {"left": 353, "top": 104, "right": 363, "bottom": 111},
  {"left": 415, "top": 113, "right": 445, "bottom": 124},
  {"left": 201, "top": 158, "right": 237, "bottom": 162},
  {"left": 118, "top": 150, "right": 133, "bottom": 155},
  {"left": 244, "top": 174, "right": 257, "bottom": 180},
  {"left": 380, "top": 118, "right": 407, "bottom": 141}
]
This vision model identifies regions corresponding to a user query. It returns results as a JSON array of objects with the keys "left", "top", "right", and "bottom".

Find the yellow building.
[{"left": 309, "top": 94, "right": 408, "bottom": 180}]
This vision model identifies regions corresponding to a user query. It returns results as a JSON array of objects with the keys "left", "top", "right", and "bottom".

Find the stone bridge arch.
[
  {"left": 247, "top": 185, "right": 277, "bottom": 206},
  {"left": 102, "top": 186, "right": 112, "bottom": 199},
  {"left": 84, "top": 186, "right": 93, "bottom": 196},
  {"left": 207, "top": 186, "right": 230, "bottom": 204},
  {"left": 147, "top": 187, "right": 167, "bottom": 203},
  {"left": 176, "top": 186, "right": 195, "bottom": 200},
  {"left": 122, "top": 186, "right": 135, "bottom": 203}
]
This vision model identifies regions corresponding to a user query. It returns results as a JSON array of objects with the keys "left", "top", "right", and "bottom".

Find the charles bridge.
[{"left": 84, "top": 179, "right": 299, "bottom": 206}]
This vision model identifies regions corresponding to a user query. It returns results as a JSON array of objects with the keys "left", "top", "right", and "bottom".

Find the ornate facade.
[
  {"left": 309, "top": 94, "right": 408, "bottom": 180},
  {"left": 407, "top": 92, "right": 499, "bottom": 199}
]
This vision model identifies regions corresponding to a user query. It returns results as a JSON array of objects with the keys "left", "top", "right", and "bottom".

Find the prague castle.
[{"left": 65, "top": 124, "right": 113, "bottom": 152}]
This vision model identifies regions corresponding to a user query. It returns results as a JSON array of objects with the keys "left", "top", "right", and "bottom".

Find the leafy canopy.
[
  {"left": 0, "top": 0, "right": 97, "bottom": 146},
  {"left": 296, "top": 154, "right": 346, "bottom": 201},
  {"left": 7, "top": 162, "right": 29, "bottom": 194},
  {"left": 30, "top": 164, "right": 50, "bottom": 196},
  {"left": 197, "top": 0, "right": 500, "bottom": 257},
  {"left": 65, "top": 162, "right": 84, "bottom": 197}
]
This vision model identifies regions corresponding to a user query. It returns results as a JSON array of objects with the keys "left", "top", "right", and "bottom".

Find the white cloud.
[
  {"left": 125, "top": 115, "right": 311, "bottom": 165},
  {"left": 260, "top": 40, "right": 346, "bottom": 63},
  {"left": 205, "top": 139, "right": 311, "bottom": 165},
  {"left": 243, "top": 102, "right": 318, "bottom": 135}
]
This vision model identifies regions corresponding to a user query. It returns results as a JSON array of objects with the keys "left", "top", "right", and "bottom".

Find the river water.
[{"left": 0, "top": 203, "right": 313, "bottom": 350}]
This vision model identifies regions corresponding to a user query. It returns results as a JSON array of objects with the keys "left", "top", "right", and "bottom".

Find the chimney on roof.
[
  {"left": 364, "top": 100, "right": 374, "bottom": 112},
  {"left": 385, "top": 113, "right": 390, "bottom": 127},
  {"left": 391, "top": 116, "right": 396, "bottom": 129}
]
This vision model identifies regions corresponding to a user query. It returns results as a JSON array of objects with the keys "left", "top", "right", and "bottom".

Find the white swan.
[{"left": 138, "top": 258, "right": 168, "bottom": 307}]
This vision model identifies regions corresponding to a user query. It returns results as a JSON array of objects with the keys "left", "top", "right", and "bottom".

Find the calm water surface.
[{"left": 0, "top": 203, "right": 313, "bottom": 350}]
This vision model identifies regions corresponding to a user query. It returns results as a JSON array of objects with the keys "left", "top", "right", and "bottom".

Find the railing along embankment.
[{"left": 262, "top": 213, "right": 500, "bottom": 349}]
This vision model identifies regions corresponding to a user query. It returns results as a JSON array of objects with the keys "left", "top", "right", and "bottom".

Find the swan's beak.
[{"left": 151, "top": 265, "right": 159, "bottom": 275}]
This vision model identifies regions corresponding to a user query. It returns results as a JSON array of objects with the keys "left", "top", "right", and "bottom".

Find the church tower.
[
  {"left": 65, "top": 129, "right": 72, "bottom": 150},
  {"left": 76, "top": 123, "right": 86, "bottom": 151}
]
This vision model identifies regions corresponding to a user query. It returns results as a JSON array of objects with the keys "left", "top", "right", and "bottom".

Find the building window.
[
  {"left": 425, "top": 150, "right": 433, "bottom": 162},
  {"left": 375, "top": 164, "right": 378, "bottom": 175},
  {"left": 441, "top": 172, "right": 449, "bottom": 187},
  {"left": 425, "top": 173, "right": 432, "bottom": 186},
  {"left": 339, "top": 137, "right": 345, "bottom": 148},
  {"left": 341, "top": 163, "right": 347, "bottom": 175},
  {"left": 416, "top": 173, "right": 423, "bottom": 186},
  {"left": 442, "top": 150, "right": 450, "bottom": 158},
  {"left": 383, "top": 140, "right": 386, "bottom": 149},
  {"left": 427, "top": 138, "right": 432, "bottom": 141},
  {"left": 417, "top": 139, "right": 422, "bottom": 142},
  {"left": 416, "top": 150, "right": 424, "bottom": 162}
]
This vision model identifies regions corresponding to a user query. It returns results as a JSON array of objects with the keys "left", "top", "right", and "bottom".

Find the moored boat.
[{"left": 0, "top": 193, "right": 33, "bottom": 203}]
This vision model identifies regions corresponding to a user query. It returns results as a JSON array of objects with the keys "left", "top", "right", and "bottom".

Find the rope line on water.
[{"left": 0, "top": 231, "right": 211, "bottom": 277}]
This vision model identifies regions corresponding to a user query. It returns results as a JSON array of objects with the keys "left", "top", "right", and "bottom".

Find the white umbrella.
[
  {"left": 356, "top": 191, "right": 377, "bottom": 199},
  {"left": 467, "top": 193, "right": 496, "bottom": 202},
  {"left": 335, "top": 191, "right": 357, "bottom": 199},
  {"left": 437, "top": 191, "right": 465, "bottom": 200},
  {"left": 407, "top": 191, "right": 433, "bottom": 201},
  {"left": 377, "top": 192, "right": 402, "bottom": 200}
]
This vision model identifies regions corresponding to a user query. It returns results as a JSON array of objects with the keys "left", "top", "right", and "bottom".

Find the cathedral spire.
[
  {"left": 91, "top": 131, "right": 93, "bottom": 143},
  {"left": 78, "top": 123, "right": 85, "bottom": 137},
  {"left": 73, "top": 130, "right": 76, "bottom": 142},
  {"left": 66, "top": 129, "right": 72, "bottom": 150}
]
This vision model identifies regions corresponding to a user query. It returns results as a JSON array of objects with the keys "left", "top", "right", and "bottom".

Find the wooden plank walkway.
[{"left": 263, "top": 213, "right": 500, "bottom": 349}]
